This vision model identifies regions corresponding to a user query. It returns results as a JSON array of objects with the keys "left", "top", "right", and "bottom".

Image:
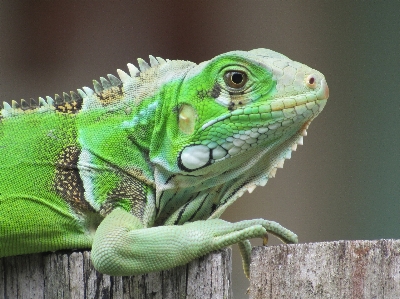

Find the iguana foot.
[{"left": 92, "top": 208, "right": 297, "bottom": 276}]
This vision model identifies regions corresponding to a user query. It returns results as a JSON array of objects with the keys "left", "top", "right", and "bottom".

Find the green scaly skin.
[{"left": 0, "top": 49, "right": 329, "bottom": 277}]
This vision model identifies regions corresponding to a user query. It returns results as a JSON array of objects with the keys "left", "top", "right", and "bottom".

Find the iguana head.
[
  {"left": 175, "top": 49, "right": 328, "bottom": 170},
  {"left": 152, "top": 48, "right": 328, "bottom": 222}
]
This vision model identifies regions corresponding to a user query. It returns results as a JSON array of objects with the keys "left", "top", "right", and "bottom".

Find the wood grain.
[
  {"left": 0, "top": 249, "right": 232, "bottom": 299},
  {"left": 249, "top": 239, "right": 400, "bottom": 299}
]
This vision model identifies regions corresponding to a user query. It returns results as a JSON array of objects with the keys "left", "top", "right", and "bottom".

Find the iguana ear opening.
[{"left": 178, "top": 104, "right": 197, "bottom": 134}]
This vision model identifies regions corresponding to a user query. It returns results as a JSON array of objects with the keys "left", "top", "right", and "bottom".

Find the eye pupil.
[
  {"left": 224, "top": 71, "right": 247, "bottom": 89},
  {"left": 309, "top": 77, "right": 315, "bottom": 85},
  {"left": 231, "top": 73, "right": 243, "bottom": 84}
]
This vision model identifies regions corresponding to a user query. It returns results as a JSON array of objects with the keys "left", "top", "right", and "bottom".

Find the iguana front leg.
[{"left": 91, "top": 208, "right": 297, "bottom": 276}]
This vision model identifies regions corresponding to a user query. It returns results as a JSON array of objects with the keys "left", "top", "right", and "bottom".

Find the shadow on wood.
[
  {"left": 249, "top": 239, "right": 400, "bottom": 299},
  {"left": 0, "top": 248, "right": 232, "bottom": 299}
]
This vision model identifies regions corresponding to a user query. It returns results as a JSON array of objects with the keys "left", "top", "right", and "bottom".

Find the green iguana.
[{"left": 0, "top": 49, "right": 328, "bottom": 277}]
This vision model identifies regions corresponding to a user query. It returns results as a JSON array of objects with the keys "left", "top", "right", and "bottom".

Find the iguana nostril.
[{"left": 305, "top": 74, "right": 317, "bottom": 89}]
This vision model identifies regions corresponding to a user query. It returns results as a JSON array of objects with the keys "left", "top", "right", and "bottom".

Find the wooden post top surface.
[{"left": 250, "top": 239, "right": 400, "bottom": 299}]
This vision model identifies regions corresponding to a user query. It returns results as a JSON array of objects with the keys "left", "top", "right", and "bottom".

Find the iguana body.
[{"left": 0, "top": 49, "right": 328, "bottom": 276}]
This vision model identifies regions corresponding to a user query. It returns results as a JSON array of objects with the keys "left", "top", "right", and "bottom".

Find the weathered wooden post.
[
  {"left": 249, "top": 239, "right": 400, "bottom": 298},
  {"left": 0, "top": 248, "right": 232, "bottom": 299}
]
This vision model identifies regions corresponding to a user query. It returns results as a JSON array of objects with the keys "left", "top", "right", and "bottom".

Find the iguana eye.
[{"left": 224, "top": 71, "right": 247, "bottom": 89}]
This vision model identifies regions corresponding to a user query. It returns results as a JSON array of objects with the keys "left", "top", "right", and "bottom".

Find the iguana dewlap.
[{"left": 0, "top": 49, "right": 328, "bottom": 277}]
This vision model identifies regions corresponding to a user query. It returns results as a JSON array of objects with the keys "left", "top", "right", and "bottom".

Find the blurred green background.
[{"left": 1, "top": 1, "right": 399, "bottom": 296}]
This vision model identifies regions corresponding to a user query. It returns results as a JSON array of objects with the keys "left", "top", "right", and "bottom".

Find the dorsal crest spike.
[
  {"left": 11, "top": 100, "right": 20, "bottom": 109},
  {"left": 3, "top": 102, "right": 11, "bottom": 111},
  {"left": 92, "top": 80, "right": 103, "bottom": 94},
  {"left": 38, "top": 97, "right": 47, "bottom": 107},
  {"left": 156, "top": 57, "right": 166, "bottom": 64},
  {"left": 70, "top": 91, "right": 81, "bottom": 101},
  {"left": 54, "top": 94, "right": 63, "bottom": 105},
  {"left": 20, "top": 99, "right": 29, "bottom": 110},
  {"left": 77, "top": 89, "right": 87, "bottom": 98},
  {"left": 117, "top": 69, "right": 132, "bottom": 83},
  {"left": 46, "top": 96, "right": 54, "bottom": 106},
  {"left": 149, "top": 55, "right": 159, "bottom": 67},
  {"left": 62, "top": 92, "right": 71, "bottom": 102},
  {"left": 29, "top": 98, "right": 38, "bottom": 108},
  {"left": 137, "top": 58, "right": 150, "bottom": 72},
  {"left": 100, "top": 77, "right": 112, "bottom": 90},
  {"left": 82, "top": 87, "right": 94, "bottom": 96},
  {"left": 127, "top": 63, "right": 140, "bottom": 77},
  {"left": 107, "top": 74, "right": 122, "bottom": 86}
]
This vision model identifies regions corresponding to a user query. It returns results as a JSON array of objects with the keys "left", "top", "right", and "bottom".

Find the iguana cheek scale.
[{"left": 0, "top": 49, "right": 328, "bottom": 277}]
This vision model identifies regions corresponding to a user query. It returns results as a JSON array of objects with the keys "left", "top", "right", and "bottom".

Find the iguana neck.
[{"left": 152, "top": 126, "right": 293, "bottom": 225}]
